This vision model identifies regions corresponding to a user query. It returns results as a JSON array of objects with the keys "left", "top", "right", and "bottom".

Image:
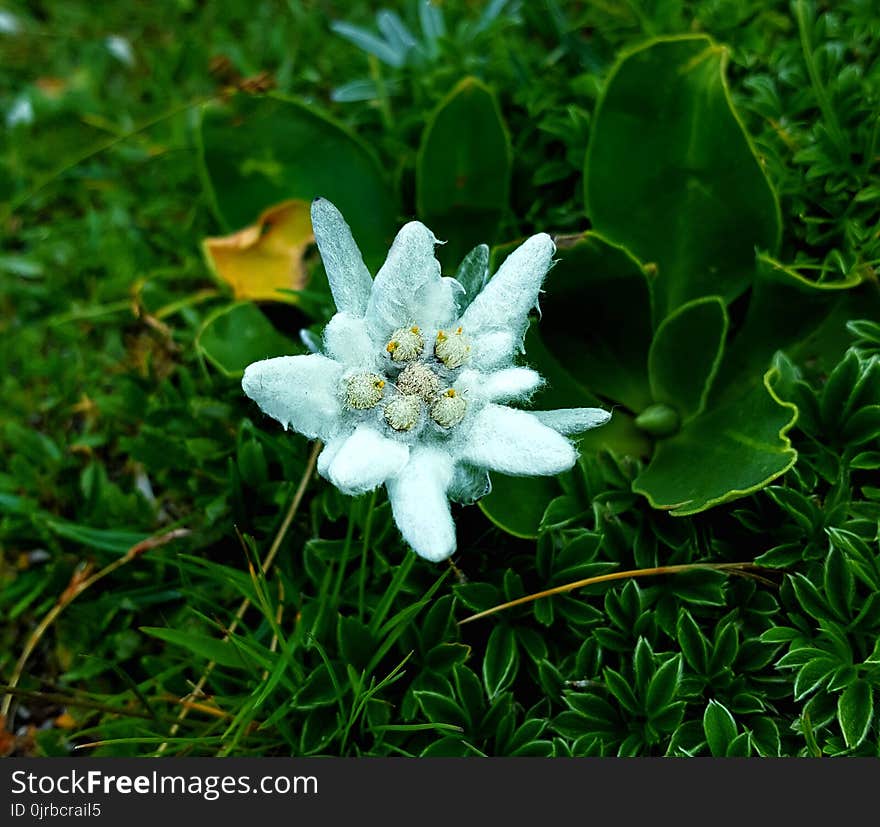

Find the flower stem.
[{"left": 358, "top": 489, "right": 379, "bottom": 622}]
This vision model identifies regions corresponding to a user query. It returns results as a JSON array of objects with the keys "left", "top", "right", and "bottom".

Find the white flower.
[{"left": 242, "top": 199, "right": 611, "bottom": 562}]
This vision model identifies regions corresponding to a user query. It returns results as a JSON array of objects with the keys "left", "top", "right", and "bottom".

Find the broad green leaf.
[
  {"left": 718, "top": 256, "right": 865, "bottom": 393},
  {"left": 479, "top": 472, "right": 561, "bottom": 540},
  {"left": 198, "top": 93, "right": 396, "bottom": 269},
  {"left": 585, "top": 36, "right": 780, "bottom": 316},
  {"left": 633, "top": 365, "right": 797, "bottom": 515},
  {"left": 196, "top": 302, "right": 299, "bottom": 378},
  {"left": 648, "top": 296, "right": 728, "bottom": 424},
  {"left": 417, "top": 77, "right": 511, "bottom": 265},
  {"left": 139, "top": 627, "right": 250, "bottom": 669},
  {"left": 703, "top": 699, "right": 737, "bottom": 757},
  {"left": 540, "top": 233, "right": 652, "bottom": 412},
  {"left": 838, "top": 681, "right": 873, "bottom": 749},
  {"left": 478, "top": 320, "right": 648, "bottom": 539}
]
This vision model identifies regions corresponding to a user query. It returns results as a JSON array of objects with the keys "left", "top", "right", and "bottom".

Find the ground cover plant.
[{"left": 1, "top": 0, "right": 879, "bottom": 758}]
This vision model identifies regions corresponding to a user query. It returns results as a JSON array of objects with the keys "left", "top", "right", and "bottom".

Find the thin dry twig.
[
  {"left": 1, "top": 527, "right": 190, "bottom": 721},
  {"left": 458, "top": 562, "right": 775, "bottom": 625},
  {"left": 157, "top": 440, "right": 321, "bottom": 753}
]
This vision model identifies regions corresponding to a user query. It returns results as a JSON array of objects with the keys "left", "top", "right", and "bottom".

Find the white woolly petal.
[
  {"left": 242, "top": 354, "right": 342, "bottom": 440},
  {"left": 482, "top": 367, "right": 543, "bottom": 402},
  {"left": 460, "top": 234, "right": 555, "bottom": 361},
  {"left": 459, "top": 403, "right": 576, "bottom": 476},
  {"left": 311, "top": 198, "right": 373, "bottom": 316},
  {"left": 386, "top": 447, "right": 456, "bottom": 562},
  {"left": 327, "top": 423, "right": 410, "bottom": 495},
  {"left": 365, "top": 221, "right": 441, "bottom": 340},
  {"left": 323, "top": 312, "right": 375, "bottom": 368},
  {"left": 534, "top": 408, "right": 612, "bottom": 435},
  {"left": 413, "top": 276, "right": 463, "bottom": 329},
  {"left": 470, "top": 330, "right": 519, "bottom": 370},
  {"left": 317, "top": 434, "right": 347, "bottom": 478}
]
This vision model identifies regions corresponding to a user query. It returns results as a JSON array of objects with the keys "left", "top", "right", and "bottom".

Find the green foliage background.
[{"left": 1, "top": 0, "right": 879, "bottom": 757}]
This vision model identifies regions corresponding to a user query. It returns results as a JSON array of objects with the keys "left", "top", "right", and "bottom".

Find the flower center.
[
  {"left": 386, "top": 325, "right": 424, "bottom": 362},
  {"left": 345, "top": 373, "right": 386, "bottom": 409},
  {"left": 435, "top": 326, "right": 470, "bottom": 369},
  {"left": 343, "top": 322, "right": 471, "bottom": 433},
  {"left": 430, "top": 388, "right": 467, "bottom": 428},
  {"left": 384, "top": 394, "right": 421, "bottom": 431},
  {"left": 396, "top": 362, "right": 441, "bottom": 402}
]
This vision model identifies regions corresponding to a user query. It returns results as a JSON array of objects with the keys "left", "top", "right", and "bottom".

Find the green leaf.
[
  {"left": 718, "top": 256, "right": 864, "bottom": 390},
  {"left": 453, "top": 664, "right": 485, "bottom": 726},
  {"left": 841, "top": 405, "right": 880, "bottom": 446},
  {"left": 820, "top": 349, "right": 861, "bottom": 432},
  {"left": 414, "top": 691, "right": 468, "bottom": 728},
  {"left": 337, "top": 614, "right": 375, "bottom": 671},
  {"left": 750, "top": 717, "right": 781, "bottom": 757},
  {"left": 139, "top": 627, "right": 249, "bottom": 670},
  {"left": 838, "top": 681, "right": 873, "bottom": 749},
  {"left": 633, "top": 638, "right": 654, "bottom": 698},
  {"left": 425, "top": 643, "right": 471, "bottom": 672},
  {"left": 292, "top": 665, "right": 339, "bottom": 709},
  {"left": 539, "top": 233, "right": 653, "bottom": 412},
  {"left": 417, "top": 77, "right": 511, "bottom": 265},
  {"left": 198, "top": 93, "right": 396, "bottom": 269},
  {"left": 703, "top": 699, "right": 737, "bottom": 757},
  {"left": 789, "top": 573, "right": 831, "bottom": 623},
  {"left": 633, "top": 365, "right": 798, "bottom": 515},
  {"left": 726, "top": 731, "right": 753, "bottom": 757},
  {"left": 196, "top": 302, "right": 299, "bottom": 377},
  {"left": 585, "top": 36, "right": 780, "bottom": 316},
  {"left": 479, "top": 288, "right": 651, "bottom": 538},
  {"left": 646, "top": 655, "right": 682, "bottom": 711},
  {"left": 794, "top": 658, "right": 837, "bottom": 700},
  {"left": 824, "top": 547, "right": 855, "bottom": 620},
  {"left": 677, "top": 609, "right": 709, "bottom": 673},
  {"left": 483, "top": 625, "right": 519, "bottom": 699},
  {"left": 479, "top": 472, "right": 562, "bottom": 540},
  {"left": 710, "top": 622, "right": 739, "bottom": 672},
  {"left": 604, "top": 667, "right": 640, "bottom": 715},
  {"left": 648, "top": 296, "right": 728, "bottom": 423}
]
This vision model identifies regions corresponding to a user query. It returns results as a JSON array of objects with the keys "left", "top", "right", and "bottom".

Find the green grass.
[{"left": 1, "top": 0, "right": 879, "bottom": 757}]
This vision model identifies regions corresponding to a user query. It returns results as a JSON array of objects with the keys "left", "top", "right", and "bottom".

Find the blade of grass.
[
  {"left": 158, "top": 440, "right": 321, "bottom": 752},
  {"left": 3, "top": 95, "right": 218, "bottom": 220},
  {"left": 0, "top": 527, "right": 189, "bottom": 722}
]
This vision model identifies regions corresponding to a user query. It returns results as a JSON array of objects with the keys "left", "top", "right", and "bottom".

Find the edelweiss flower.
[{"left": 242, "top": 199, "right": 611, "bottom": 562}]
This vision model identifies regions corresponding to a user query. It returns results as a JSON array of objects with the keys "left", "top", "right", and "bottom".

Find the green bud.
[{"left": 635, "top": 403, "right": 680, "bottom": 438}]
